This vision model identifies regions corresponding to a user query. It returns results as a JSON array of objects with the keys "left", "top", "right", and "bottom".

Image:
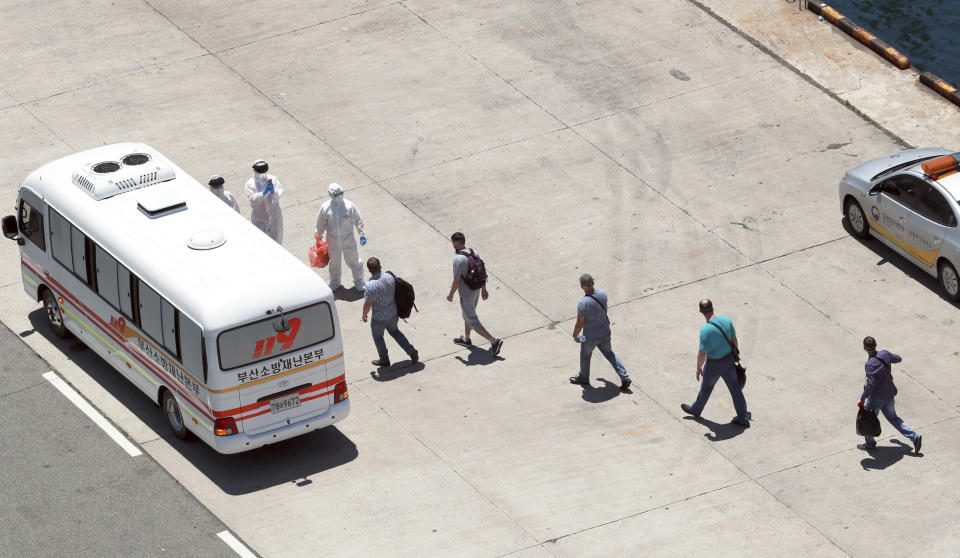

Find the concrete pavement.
[
  {"left": 0, "top": 323, "right": 243, "bottom": 558},
  {"left": 1, "top": 0, "right": 958, "bottom": 556}
]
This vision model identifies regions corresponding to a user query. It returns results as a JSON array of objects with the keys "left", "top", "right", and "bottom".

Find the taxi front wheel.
[
  {"left": 845, "top": 199, "right": 870, "bottom": 239},
  {"left": 939, "top": 261, "right": 960, "bottom": 302}
]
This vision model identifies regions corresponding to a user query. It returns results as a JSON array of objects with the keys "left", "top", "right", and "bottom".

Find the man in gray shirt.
[
  {"left": 362, "top": 257, "right": 418, "bottom": 367},
  {"left": 570, "top": 274, "right": 630, "bottom": 390},
  {"left": 446, "top": 232, "right": 503, "bottom": 356}
]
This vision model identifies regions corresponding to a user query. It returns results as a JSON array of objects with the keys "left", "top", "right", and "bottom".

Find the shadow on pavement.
[
  {"left": 576, "top": 377, "right": 623, "bottom": 403},
  {"left": 27, "top": 307, "right": 359, "bottom": 495},
  {"left": 332, "top": 287, "right": 364, "bottom": 302},
  {"left": 683, "top": 415, "right": 748, "bottom": 441},
  {"left": 860, "top": 439, "right": 921, "bottom": 470},
  {"left": 454, "top": 344, "right": 503, "bottom": 366},
  {"left": 841, "top": 217, "right": 959, "bottom": 306},
  {"left": 369, "top": 361, "right": 426, "bottom": 381}
]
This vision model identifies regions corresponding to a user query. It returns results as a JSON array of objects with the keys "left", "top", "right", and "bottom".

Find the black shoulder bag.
[{"left": 707, "top": 321, "right": 747, "bottom": 389}]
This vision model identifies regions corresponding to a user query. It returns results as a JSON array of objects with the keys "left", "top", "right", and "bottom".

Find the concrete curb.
[
  {"left": 808, "top": 2, "right": 909, "bottom": 70},
  {"left": 919, "top": 72, "right": 960, "bottom": 108}
]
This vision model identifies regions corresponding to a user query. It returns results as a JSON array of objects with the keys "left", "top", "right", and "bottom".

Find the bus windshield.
[{"left": 217, "top": 302, "right": 335, "bottom": 370}]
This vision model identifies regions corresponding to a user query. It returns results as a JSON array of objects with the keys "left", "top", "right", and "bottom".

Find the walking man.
[
  {"left": 446, "top": 232, "right": 502, "bottom": 356},
  {"left": 569, "top": 274, "right": 631, "bottom": 390},
  {"left": 681, "top": 299, "right": 750, "bottom": 427},
  {"left": 316, "top": 183, "right": 366, "bottom": 291},
  {"left": 857, "top": 336, "right": 922, "bottom": 453},
  {"left": 362, "top": 257, "right": 418, "bottom": 368},
  {"left": 244, "top": 159, "right": 284, "bottom": 243}
]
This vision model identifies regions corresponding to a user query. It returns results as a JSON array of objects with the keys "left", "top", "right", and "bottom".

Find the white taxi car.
[{"left": 839, "top": 148, "right": 960, "bottom": 301}]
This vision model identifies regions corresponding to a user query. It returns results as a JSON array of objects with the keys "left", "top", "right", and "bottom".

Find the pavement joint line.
[
  {"left": 399, "top": 1, "right": 568, "bottom": 130},
  {"left": 41, "top": 370, "right": 143, "bottom": 457},
  {"left": 352, "top": 384, "right": 545, "bottom": 548},
  {"left": 0, "top": 379, "right": 49, "bottom": 400},
  {"left": 495, "top": 542, "right": 557, "bottom": 558},
  {"left": 566, "top": 64, "right": 782, "bottom": 131},
  {"left": 376, "top": 124, "right": 570, "bottom": 184},
  {"left": 683, "top": 0, "right": 912, "bottom": 150},
  {"left": 209, "top": 2, "right": 404, "bottom": 57},
  {"left": 216, "top": 530, "right": 259, "bottom": 558}
]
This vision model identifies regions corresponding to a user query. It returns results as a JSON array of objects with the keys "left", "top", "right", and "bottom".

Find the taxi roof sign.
[{"left": 921, "top": 153, "right": 960, "bottom": 180}]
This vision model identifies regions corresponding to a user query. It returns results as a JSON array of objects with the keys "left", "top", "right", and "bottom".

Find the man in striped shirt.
[{"left": 362, "top": 257, "right": 418, "bottom": 368}]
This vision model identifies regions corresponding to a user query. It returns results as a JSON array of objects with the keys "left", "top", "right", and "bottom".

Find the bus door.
[{"left": 217, "top": 302, "right": 337, "bottom": 436}]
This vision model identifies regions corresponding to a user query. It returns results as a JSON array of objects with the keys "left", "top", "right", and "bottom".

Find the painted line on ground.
[
  {"left": 217, "top": 531, "right": 257, "bottom": 558},
  {"left": 41, "top": 371, "right": 142, "bottom": 457}
]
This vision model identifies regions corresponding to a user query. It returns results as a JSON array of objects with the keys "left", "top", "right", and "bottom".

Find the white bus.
[{"left": 3, "top": 143, "right": 350, "bottom": 453}]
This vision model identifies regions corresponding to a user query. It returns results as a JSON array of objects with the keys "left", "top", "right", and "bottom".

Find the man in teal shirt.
[{"left": 681, "top": 299, "right": 750, "bottom": 427}]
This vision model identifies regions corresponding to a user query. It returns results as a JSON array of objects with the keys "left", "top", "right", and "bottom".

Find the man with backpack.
[
  {"left": 446, "top": 232, "right": 503, "bottom": 356},
  {"left": 362, "top": 257, "right": 418, "bottom": 368},
  {"left": 569, "top": 274, "right": 630, "bottom": 390}
]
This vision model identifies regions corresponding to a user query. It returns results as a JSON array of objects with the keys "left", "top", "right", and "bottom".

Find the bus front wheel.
[{"left": 42, "top": 289, "right": 69, "bottom": 339}]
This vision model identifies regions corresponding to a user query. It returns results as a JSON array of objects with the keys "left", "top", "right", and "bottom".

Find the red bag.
[{"left": 308, "top": 233, "right": 329, "bottom": 268}]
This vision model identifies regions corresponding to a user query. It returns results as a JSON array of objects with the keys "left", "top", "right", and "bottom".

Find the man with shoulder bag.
[
  {"left": 680, "top": 299, "right": 750, "bottom": 427},
  {"left": 857, "top": 336, "right": 922, "bottom": 453}
]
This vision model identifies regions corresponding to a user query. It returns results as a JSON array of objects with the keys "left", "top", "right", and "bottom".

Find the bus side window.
[
  {"left": 161, "top": 298, "right": 178, "bottom": 357},
  {"left": 138, "top": 282, "right": 163, "bottom": 344},
  {"left": 18, "top": 197, "right": 46, "bottom": 250},
  {"left": 49, "top": 209, "right": 72, "bottom": 271},
  {"left": 95, "top": 245, "right": 120, "bottom": 309},
  {"left": 70, "top": 225, "right": 88, "bottom": 284},
  {"left": 179, "top": 314, "right": 203, "bottom": 379},
  {"left": 118, "top": 264, "right": 134, "bottom": 320}
]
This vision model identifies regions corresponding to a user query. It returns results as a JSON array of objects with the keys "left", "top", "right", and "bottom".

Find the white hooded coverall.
[
  {"left": 316, "top": 195, "right": 365, "bottom": 288},
  {"left": 212, "top": 187, "right": 240, "bottom": 213},
  {"left": 245, "top": 172, "right": 284, "bottom": 243}
]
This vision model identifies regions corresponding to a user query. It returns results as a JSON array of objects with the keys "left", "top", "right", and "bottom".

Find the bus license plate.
[{"left": 270, "top": 393, "right": 301, "bottom": 414}]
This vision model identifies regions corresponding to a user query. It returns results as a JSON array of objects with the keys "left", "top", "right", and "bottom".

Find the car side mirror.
[
  {"left": 867, "top": 185, "right": 883, "bottom": 196},
  {"left": 2, "top": 215, "right": 19, "bottom": 240}
]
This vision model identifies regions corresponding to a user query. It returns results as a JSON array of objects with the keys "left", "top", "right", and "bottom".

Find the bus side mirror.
[{"left": 2, "top": 215, "right": 21, "bottom": 242}]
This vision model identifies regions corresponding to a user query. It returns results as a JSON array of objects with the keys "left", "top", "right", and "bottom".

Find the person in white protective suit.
[
  {"left": 244, "top": 159, "right": 284, "bottom": 243},
  {"left": 316, "top": 183, "right": 367, "bottom": 291},
  {"left": 208, "top": 175, "right": 240, "bottom": 212}
]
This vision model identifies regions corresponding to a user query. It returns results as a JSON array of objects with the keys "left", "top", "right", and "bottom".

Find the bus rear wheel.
[
  {"left": 42, "top": 289, "right": 69, "bottom": 339},
  {"left": 162, "top": 390, "right": 189, "bottom": 440}
]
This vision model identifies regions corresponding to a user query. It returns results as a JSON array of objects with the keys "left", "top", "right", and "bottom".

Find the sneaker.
[
  {"left": 914, "top": 435, "right": 922, "bottom": 453},
  {"left": 857, "top": 443, "right": 878, "bottom": 452},
  {"left": 491, "top": 338, "right": 503, "bottom": 356},
  {"left": 620, "top": 379, "right": 631, "bottom": 391},
  {"left": 731, "top": 417, "right": 750, "bottom": 428},
  {"left": 569, "top": 376, "right": 589, "bottom": 386},
  {"left": 410, "top": 350, "right": 419, "bottom": 364},
  {"left": 354, "top": 283, "right": 365, "bottom": 292},
  {"left": 371, "top": 359, "right": 390, "bottom": 367},
  {"left": 680, "top": 403, "right": 700, "bottom": 417},
  {"left": 453, "top": 336, "right": 472, "bottom": 346}
]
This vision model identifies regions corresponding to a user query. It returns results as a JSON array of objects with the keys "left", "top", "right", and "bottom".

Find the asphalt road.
[{"left": 0, "top": 323, "right": 246, "bottom": 558}]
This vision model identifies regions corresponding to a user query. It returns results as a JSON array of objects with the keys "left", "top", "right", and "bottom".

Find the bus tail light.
[
  {"left": 214, "top": 417, "right": 238, "bottom": 436},
  {"left": 333, "top": 381, "right": 348, "bottom": 403}
]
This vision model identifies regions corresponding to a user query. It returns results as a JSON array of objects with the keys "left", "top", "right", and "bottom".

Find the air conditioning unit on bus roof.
[{"left": 72, "top": 152, "right": 176, "bottom": 201}]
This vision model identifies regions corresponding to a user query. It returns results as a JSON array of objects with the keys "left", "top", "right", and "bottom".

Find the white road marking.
[
  {"left": 42, "top": 371, "right": 142, "bottom": 457},
  {"left": 217, "top": 531, "right": 257, "bottom": 558}
]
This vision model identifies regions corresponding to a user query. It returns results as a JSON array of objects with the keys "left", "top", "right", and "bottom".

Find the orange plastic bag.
[{"left": 309, "top": 233, "right": 330, "bottom": 268}]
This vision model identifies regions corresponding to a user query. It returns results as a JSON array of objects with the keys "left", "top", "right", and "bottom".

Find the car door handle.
[{"left": 42, "top": 268, "right": 50, "bottom": 276}]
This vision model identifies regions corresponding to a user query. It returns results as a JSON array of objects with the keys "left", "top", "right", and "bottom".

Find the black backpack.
[
  {"left": 459, "top": 249, "right": 487, "bottom": 290},
  {"left": 386, "top": 272, "right": 418, "bottom": 319}
]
